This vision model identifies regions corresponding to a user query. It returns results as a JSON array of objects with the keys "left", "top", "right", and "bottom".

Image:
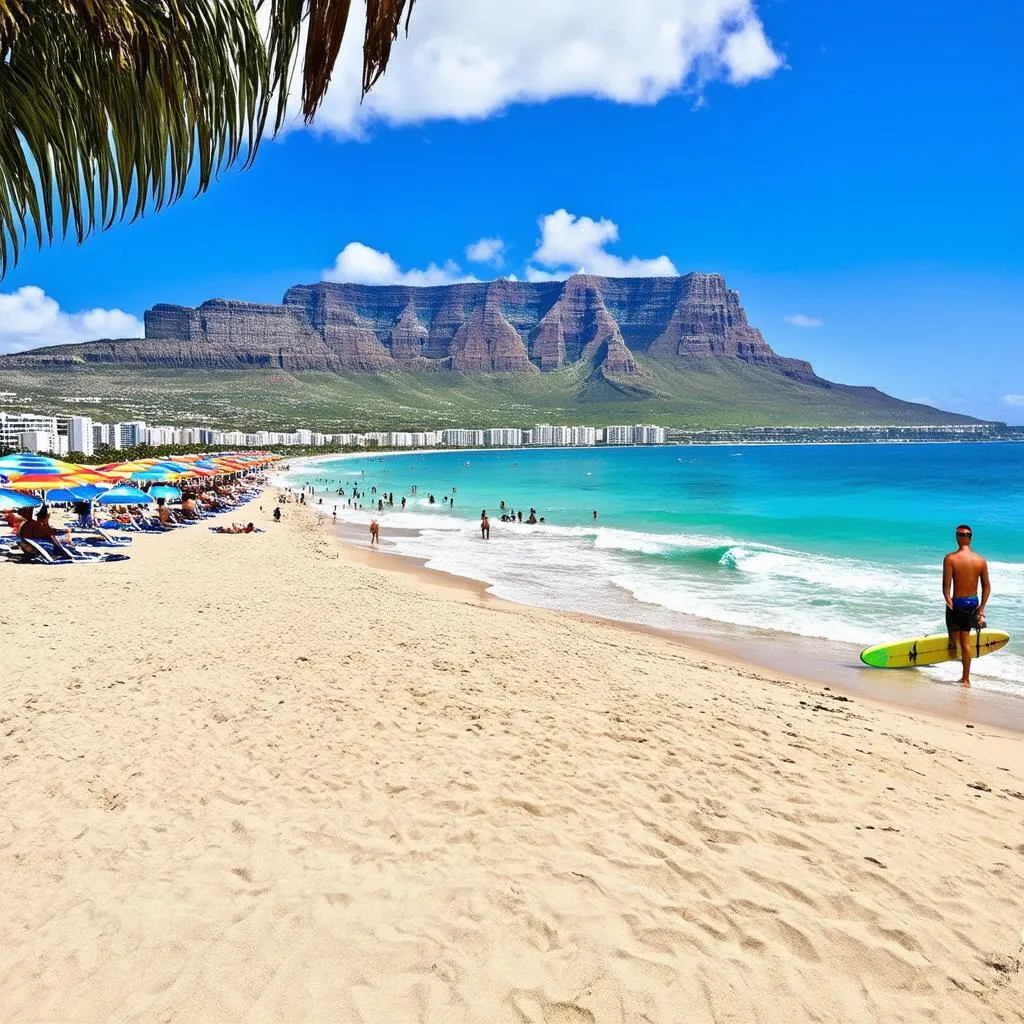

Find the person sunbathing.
[
  {"left": 18, "top": 509, "right": 74, "bottom": 560},
  {"left": 3, "top": 507, "right": 29, "bottom": 531},
  {"left": 154, "top": 498, "right": 177, "bottom": 529},
  {"left": 213, "top": 522, "right": 255, "bottom": 534}
]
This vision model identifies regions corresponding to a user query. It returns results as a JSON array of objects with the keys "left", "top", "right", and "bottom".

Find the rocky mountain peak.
[{"left": 2, "top": 273, "right": 817, "bottom": 382}]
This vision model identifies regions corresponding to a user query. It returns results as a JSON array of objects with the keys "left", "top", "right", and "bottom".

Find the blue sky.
[{"left": 2, "top": 0, "right": 1022, "bottom": 422}]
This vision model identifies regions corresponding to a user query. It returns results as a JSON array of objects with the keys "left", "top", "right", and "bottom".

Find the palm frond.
[
  {"left": 0, "top": 0, "right": 416, "bottom": 277},
  {"left": 361, "top": 0, "right": 416, "bottom": 97},
  {"left": 260, "top": 0, "right": 416, "bottom": 127}
]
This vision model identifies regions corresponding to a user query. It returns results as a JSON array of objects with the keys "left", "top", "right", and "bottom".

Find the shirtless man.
[{"left": 942, "top": 524, "right": 991, "bottom": 687}]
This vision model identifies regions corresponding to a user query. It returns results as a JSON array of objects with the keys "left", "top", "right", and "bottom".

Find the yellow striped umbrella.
[{"left": 4, "top": 470, "right": 112, "bottom": 492}]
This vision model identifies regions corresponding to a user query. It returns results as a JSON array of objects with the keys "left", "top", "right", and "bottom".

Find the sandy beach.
[{"left": 1, "top": 492, "right": 1022, "bottom": 1023}]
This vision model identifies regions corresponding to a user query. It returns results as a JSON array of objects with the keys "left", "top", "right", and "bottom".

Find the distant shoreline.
[{"left": 274, "top": 436, "right": 1022, "bottom": 474}]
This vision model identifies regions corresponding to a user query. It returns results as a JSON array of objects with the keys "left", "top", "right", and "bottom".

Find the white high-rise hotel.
[
  {"left": 526, "top": 424, "right": 599, "bottom": 447},
  {"left": 484, "top": 428, "right": 523, "bottom": 447},
  {"left": 606, "top": 425, "right": 666, "bottom": 445},
  {"left": 67, "top": 416, "right": 94, "bottom": 456},
  {"left": 0, "top": 413, "right": 60, "bottom": 452}
]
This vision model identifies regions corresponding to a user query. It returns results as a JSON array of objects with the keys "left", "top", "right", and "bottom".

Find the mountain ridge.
[
  {"left": 0, "top": 272, "right": 982, "bottom": 428},
  {"left": 3, "top": 272, "right": 817, "bottom": 381}
]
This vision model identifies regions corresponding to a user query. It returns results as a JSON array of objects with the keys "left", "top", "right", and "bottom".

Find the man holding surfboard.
[{"left": 943, "top": 524, "right": 991, "bottom": 687}]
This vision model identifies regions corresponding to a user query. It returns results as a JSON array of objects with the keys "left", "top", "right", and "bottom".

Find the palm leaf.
[{"left": 0, "top": 0, "right": 416, "bottom": 277}]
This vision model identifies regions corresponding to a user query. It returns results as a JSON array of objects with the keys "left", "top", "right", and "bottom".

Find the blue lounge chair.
[
  {"left": 72, "top": 527, "right": 133, "bottom": 548},
  {"left": 6, "top": 538, "right": 129, "bottom": 564}
]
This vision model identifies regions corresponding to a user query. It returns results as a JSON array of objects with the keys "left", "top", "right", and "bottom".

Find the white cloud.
[
  {"left": 0, "top": 286, "right": 143, "bottom": 354},
  {"left": 465, "top": 237, "right": 505, "bottom": 266},
  {"left": 306, "top": 1, "right": 782, "bottom": 136},
  {"left": 1002, "top": 394, "right": 1024, "bottom": 406},
  {"left": 721, "top": 14, "right": 785, "bottom": 84},
  {"left": 322, "top": 241, "right": 477, "bottom": 286},
  {"left": 526, "top": 209, "right": 677, "bottom": 280},
  {"left": 324, "top": 211, "right": 677, "bottom": 286},
  {"left": 784, "top": 313, "right": 824, "bottom": 328}
]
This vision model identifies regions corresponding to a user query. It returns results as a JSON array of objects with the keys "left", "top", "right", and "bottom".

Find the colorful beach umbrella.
[
  {"left": 70, "top": 483, "right": 113, "bottom": 499},
  {"left": 148, "top": 485, "right": 182, "bottom": 501},
  {"left": 44, "top": 487, "right": 91, "bottom": 503},
  {"left": 123, "top": 468, "right": 183, "bottom": 482},
  {"left": 0, "top": 488, "right": 43, "bottom": 511},
  {"left": 95, "top": 484, "right": 154, "bottom": 505},
  {"left": 95, "top": 461, "right": 155, "bottom": 476},
  {"left": 3, "top": 472, "right": 110, "bottom": 492},
  {"left": 0, "top": 454, "right": 93, "bottom": 476}
]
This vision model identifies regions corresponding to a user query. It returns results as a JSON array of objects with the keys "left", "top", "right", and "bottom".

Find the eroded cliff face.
[{"left": 4, "top": 273, "right": 817, "bottom": 380}]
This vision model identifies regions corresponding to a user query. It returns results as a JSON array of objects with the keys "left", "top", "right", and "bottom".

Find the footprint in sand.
[{"left": 543, "top": 1004, "right": 596, "bottom": 1024}]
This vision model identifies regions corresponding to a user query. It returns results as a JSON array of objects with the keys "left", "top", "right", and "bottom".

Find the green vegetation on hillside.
[{"left": 0, "top": 357, "right": 977, "bottom": 431}]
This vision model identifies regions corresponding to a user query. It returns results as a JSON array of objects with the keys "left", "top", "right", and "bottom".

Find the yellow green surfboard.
[{"left": 860, "top": 629, "right": 1010, "bottom": 668}]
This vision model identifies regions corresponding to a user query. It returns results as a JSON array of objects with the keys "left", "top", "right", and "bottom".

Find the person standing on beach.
[
  {"left": 480, "top": 510, "right": 490, "bottom": 540},
  {"left": 369, "top": 518, "right": 380, "bottom": 546},
  {"left": 943, "top": 524, "right": 991, "bottom": 687}
]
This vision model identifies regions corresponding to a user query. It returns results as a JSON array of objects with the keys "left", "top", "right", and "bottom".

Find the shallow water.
[{"left": 284, "top": 443, "right": 1024, "bottom": 698}]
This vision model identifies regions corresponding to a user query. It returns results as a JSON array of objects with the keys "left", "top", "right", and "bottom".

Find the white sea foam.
[
  {"left": 720, "top": 545, "right": 923, "bottom": 597},
  {"left": 988, "top": 561, "right": 1024, "bottom": 598},
  {"left": 607, "top": 572, "right": 870, "bottom": 644},
  {"left": 589, "top": 526, "right": 729, "bottom": 554}
]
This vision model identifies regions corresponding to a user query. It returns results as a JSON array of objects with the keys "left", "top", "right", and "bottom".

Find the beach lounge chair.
[
  {"left": 145, "top": 512, "right": 183, "bottom": 531},
  {"left": 99, "top": 515, "right": 142, "bottom": 532},
  {"left": 109, "top": 511, "right": 174, "bottom": 532},
  {"left": 73, "top": 527, "right": 133, "bottom": 548},
  {"left": 6, "top": 538, "right": 129, "bottom": 564}
]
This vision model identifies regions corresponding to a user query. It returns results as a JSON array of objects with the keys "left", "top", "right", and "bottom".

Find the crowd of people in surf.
[
  {"left": 287, "top": 474, "right": 599, "bottom": 548},
  {"left": 292, "top": 476, "right": 561, "bottom": 526},
  {"left": 282, "top": 482, "right": 407, "bottom": 514}
]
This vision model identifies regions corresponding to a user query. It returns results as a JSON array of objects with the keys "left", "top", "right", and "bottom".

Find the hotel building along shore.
[{"left": 0, "top": 410, "right": 667, "bottom": 456}]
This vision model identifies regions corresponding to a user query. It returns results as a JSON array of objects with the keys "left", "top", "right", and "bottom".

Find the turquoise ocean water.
[{"left": 284, "top": 444, "right": 1023, "bottom": 697}]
